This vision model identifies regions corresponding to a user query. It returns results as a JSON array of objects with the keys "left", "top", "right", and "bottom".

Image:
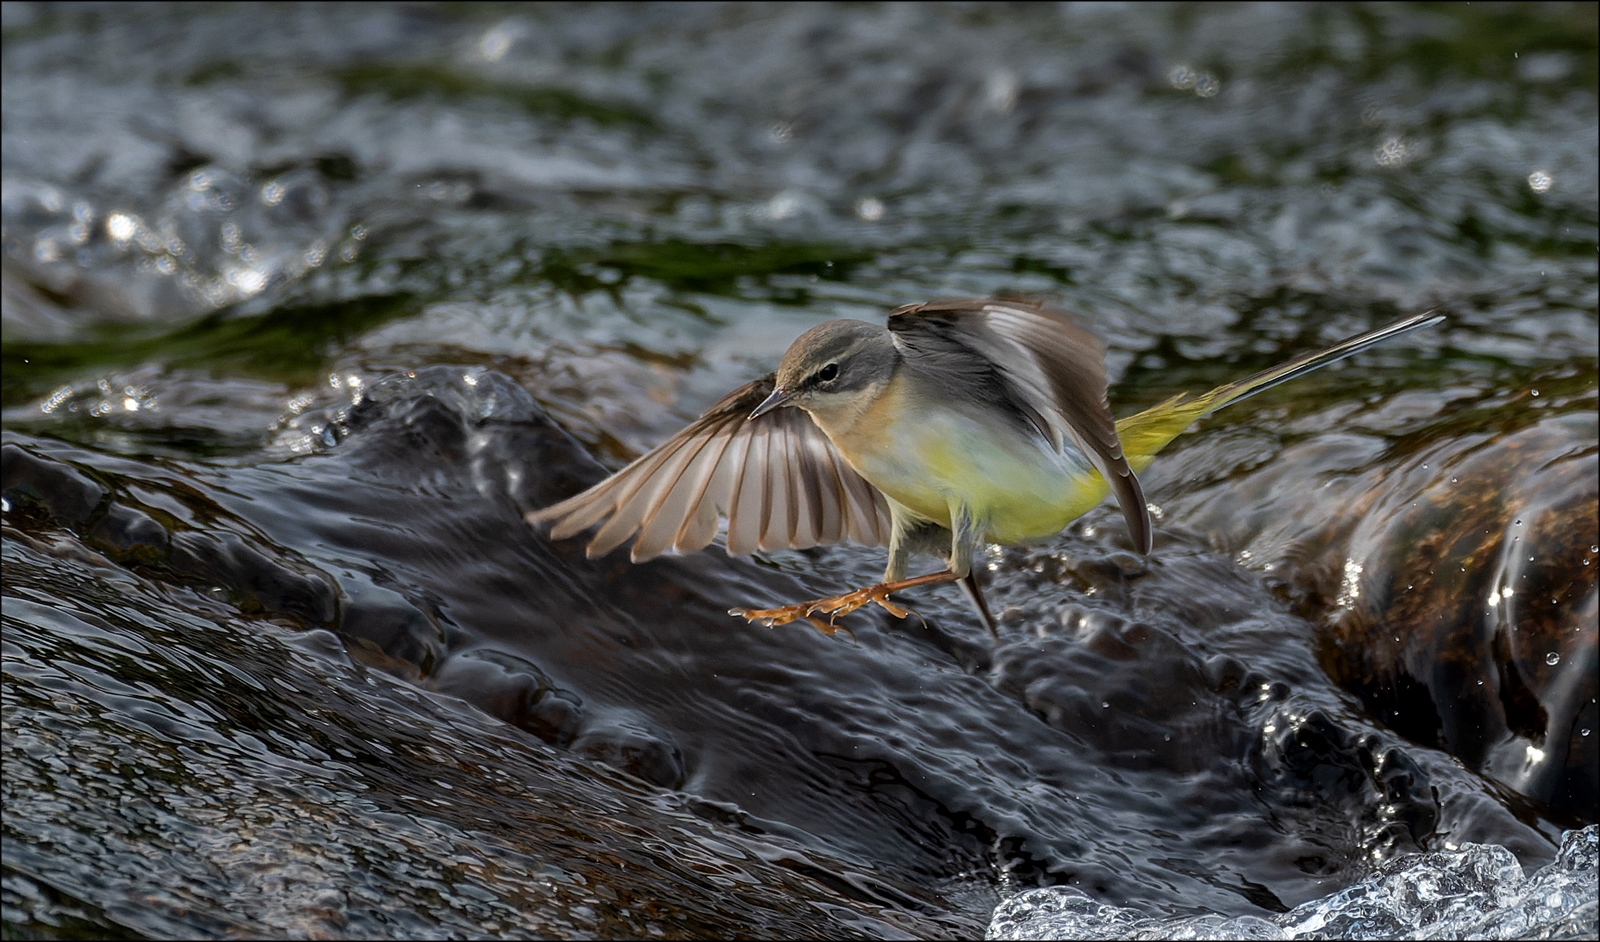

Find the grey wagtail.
[{"left": 528, "top": 299, "right": 1442, "bottom": 637}]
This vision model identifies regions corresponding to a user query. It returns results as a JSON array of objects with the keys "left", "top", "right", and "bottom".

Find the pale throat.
[{"left": 798, "top": 377, "right": 893, "bottom": 445}]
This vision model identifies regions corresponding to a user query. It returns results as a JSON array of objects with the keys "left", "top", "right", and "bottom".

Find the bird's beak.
[{"left": 749, "top": 387, "right": 794, "bottom": 419}]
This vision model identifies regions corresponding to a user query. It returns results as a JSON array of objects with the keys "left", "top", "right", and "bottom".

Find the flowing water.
[{"left": 3, "top": 3, "right": 1596, "bottom": 938}]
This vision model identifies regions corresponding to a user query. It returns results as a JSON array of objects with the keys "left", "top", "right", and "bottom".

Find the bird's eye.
[{"left": 818, "top": 363, "right": 839, "bottom": 382}]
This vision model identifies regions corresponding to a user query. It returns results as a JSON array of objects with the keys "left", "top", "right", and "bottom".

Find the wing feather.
[
  {"left": 725, "top": 419, "right": 766, "bottom": 555},
  {"left": 528, "top": 375, "right": 889, "bottom": 560},
  {"left": 628, "top": 421, "right": 727, "bottom": 560},
  {"left": 670, "top": 418, "right": 739, "bottom": 552},
  {"left": 808, "top": 434, "right": 845, "bottom": 543},
  {"left": 574, "top": 426, "right": 700, "bottom": 555},
  {"left": 759, "top": 413, "right": 792, "bottom": 550},
  {"left": 785, "top": 418, "right": 819, "bottom": 549}
]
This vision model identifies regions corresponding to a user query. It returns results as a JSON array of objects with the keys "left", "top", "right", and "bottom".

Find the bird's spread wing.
[
  {"left": 527, "top": 375, "right": 892, "bottom": 561},
  {"left": 887, "top": 298, "right": 1152, "bottom": 554}
]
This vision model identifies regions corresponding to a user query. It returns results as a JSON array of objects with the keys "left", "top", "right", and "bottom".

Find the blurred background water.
[{"left": 2, "top": 3, "right": 1595, "bottom": 938}]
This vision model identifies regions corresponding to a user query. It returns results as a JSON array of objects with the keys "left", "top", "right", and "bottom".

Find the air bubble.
[{"left": 1546, "top": 652, "right": 1560, "bottom": 666}]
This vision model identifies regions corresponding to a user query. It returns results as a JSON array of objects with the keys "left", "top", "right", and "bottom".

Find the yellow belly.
[{"left": 823, "top": 385, "right": 1110, "bottom": 545}]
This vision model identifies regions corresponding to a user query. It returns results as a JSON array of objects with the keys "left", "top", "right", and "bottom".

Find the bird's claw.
[{"left": 730, "top": 582, "right": 915, "bottom": 636}]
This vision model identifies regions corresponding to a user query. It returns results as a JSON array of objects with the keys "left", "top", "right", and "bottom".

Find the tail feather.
[{"left": 1116, "top": 310, "right": 1443, "bottom": 470}]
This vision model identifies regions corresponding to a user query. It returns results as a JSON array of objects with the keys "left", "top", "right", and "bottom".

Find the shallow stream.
[{"left": 3, "top": 4, "right": 1596, "bottom": 938}]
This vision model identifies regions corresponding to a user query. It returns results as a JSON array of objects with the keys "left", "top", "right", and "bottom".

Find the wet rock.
[
  {"left": 430, "top": 648, "right": 585, "bottom": 747},
  {"left": 86, "top": 503, "right": 170, "bottom": 565},
  {"left": 3, "top": 534, "right": 972, "bottom": 940},
  {"left": 1, "top": 443, "right": 109, "bottom": 530},
  {"left": 168, "top": 530, "right": 337, "bottom": 628},
  {"left": 571, "top": 713, "right": 687, "bottom": 790},
  {"left": 3, "top": 441, "right": 337, "bottom": 631},
  {"left": 335, "top": 366, "right": 605, "bottom": 513},
  {"left": 1322, "top": 416, "right": 1598, "bottom": 822},
  {"left": 336, "top": 575, "right": 447, "bottom": 677}
]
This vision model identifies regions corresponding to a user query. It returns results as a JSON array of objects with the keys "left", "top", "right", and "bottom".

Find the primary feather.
[{"left": 526, "top": 375, "right": 892, "bottom": 561}]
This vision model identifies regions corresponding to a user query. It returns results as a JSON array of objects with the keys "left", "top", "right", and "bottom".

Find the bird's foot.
[
  {"left": 730, "top": 583, "right": 908, "bottom": 631},
  {"left": 730, "top": 570, "right": 961, "bottom": 636}
]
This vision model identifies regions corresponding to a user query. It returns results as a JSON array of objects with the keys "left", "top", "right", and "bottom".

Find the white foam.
[{"left": 988, "top": 825, "right": 1597, "bottom": 941}]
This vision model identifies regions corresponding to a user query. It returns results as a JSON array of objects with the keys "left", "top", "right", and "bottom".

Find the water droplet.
[
  {"left": 1101, "top": 701, "right": 1110, "bottom": 709},
  {"left": 1546, "top": 652, "right": 1560, "bottom": 666},
  {"left": 1582, "top": 729, "right": 1591, "bottom": 738}
]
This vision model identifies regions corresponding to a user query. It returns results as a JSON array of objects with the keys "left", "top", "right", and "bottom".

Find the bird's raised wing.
[
  {"left": 887, "top": 298, "right": 1152, "bottom": 554},
  {"left": 527, "top": 375, "right": 891, "bottom": 561}
]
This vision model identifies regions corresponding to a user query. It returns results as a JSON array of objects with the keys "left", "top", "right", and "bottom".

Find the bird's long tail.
[{"left": 1115, "top": 310, "right": 1444, "bottom": 471}]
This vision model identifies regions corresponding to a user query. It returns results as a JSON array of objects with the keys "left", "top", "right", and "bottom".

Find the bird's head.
[{"left": 750, "top": 319, "right": 898, "bottom": 421}]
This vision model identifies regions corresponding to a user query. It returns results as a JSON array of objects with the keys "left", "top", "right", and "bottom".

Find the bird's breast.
[{"left": 814, "top": 382, "right": 1112, "bottom": 544}]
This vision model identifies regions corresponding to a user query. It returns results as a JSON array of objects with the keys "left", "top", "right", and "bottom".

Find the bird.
[{"left": 527, "top": 299, "right": 1442, "bottom": 637}]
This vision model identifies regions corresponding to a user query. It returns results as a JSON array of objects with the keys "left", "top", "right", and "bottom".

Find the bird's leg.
[
  {"left": 730, "top": 569, "right": 963, "bottom": 629},
  {"left": 957, "top": 570, "right": 998, "bottom": 639},
  {"left": 731, "top": 504, "right": 996, "bottom": 637},
  {"left": 944, "top": 504, "right": 998, "bottom": 638},
  {"left": 728, "top": 504, "right": 931, "bottom": 632}
]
